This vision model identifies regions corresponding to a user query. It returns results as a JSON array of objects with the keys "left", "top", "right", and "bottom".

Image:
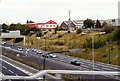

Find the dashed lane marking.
[
  {"left": 8, "top": 70, "right": 14, "bottom": 74},
  {"left": 2, "top": 66, "right": 7, "bottom": 69}
]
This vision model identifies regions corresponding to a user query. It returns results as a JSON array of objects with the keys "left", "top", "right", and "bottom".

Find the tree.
[
  {"left": 102, "top": 21, "right": 108, "bottom": 27},
  {"left": 2, "top": 23, "right": 8, "bottom": 32},
  {"left": 95, "top": 19, "right": 101, "bottom": 28},
  {"left": 111, "top": 28, "right": 120, "bottom": 41},
  {"left": 10, "top": 23, "right": 16, "bottom": 30},
  {"left": 83, "top": 19, "right": 95, "bottom": 28},
  {"left": 26, "top": 20, "right": 34, "bottom": 23}
]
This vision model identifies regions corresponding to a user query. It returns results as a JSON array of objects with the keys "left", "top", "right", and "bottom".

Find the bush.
[
  {"left": 58, "top": 34, "right": 62, "bottom": 38},
  {"left": 54, "top": 41, "right": 64, "bottom": 46},
  {"left": 110, "top": 28, "right": 120, "bottom": 41},
  {"left": 103, "top": 26, "right": 114, "bottom": 34},
  {"left": 83, "top": 38, "right": 106, "bottom": 49},
  {"left": 76, "top": 28, "right": 82, "bottom": 34}
]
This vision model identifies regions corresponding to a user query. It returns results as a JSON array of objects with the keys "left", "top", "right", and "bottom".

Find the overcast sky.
[{"left": 0, "top": 0, "right": 119, "bottom": 24}]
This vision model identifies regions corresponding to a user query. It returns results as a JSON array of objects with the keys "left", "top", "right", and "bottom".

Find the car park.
[{"left": 70, "top": 59, "right": 81, "bottom": 66}]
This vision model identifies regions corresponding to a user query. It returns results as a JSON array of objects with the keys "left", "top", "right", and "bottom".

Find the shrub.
[
  {"left": 54, "top": 41, "right": 64, "bottom": 46},
  {"left": 83, "top": 38, "right": 106, "bottom": 49},
  {"left": 58, "top": 34, "right": 62, "bottom": 38},
  {"left": 76, "top": 28, "right": 82, "bottom": 34},
  {"left": 110, "top": 28, "right": 120, "bottom": 41},
  {"left": 103, "top": 26, "right": 114, "bottom": 34}
]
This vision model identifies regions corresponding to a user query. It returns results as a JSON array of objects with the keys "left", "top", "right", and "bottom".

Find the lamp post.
[
  {"left": 107, "top": 41, "right": 111, "bottom": 64},
  {"left": 90, "top": 26, "right": 95, "bottom": 71},
  {"left": 92, "top": 32, "right": 94, "bottom": 70},
  {"left": 43, "top": 38, "right": 46, "bottom": 81}
]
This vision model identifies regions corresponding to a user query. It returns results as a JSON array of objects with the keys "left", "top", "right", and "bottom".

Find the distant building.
[
  {"left": 26, "top": 20, "right": 58, "bottom": 31},
  {"left": 59, "top": 19, "right": 118, "bottom": 30},
  {"left": 109, "top": 19, "right": 120, "bottom": 26},
  {"left": 59, "top": 20, "right": 84, "bottom": 30},
  {"left": 38, "top": 20, "right": 58, "bottom": 31},
  {"left": 26, "top": 23, "right": 38, "bottom": 28}
]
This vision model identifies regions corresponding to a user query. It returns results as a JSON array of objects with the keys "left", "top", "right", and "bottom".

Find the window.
[
  {"left": 53, "top": 25, "right": 56, "bottom": 27},
  {"left": 46, "top": 25, "right": 49, "bottom": 27}
]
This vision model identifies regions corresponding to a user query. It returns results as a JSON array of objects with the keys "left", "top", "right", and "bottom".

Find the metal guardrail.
[{"left": 0, "top": 70, "right": 119, "bottom": 80}]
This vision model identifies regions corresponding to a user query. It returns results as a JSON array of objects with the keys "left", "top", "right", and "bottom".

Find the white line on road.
[
  {"left": 0, "top": 58, "right": 33, "bottom": 75},
  {"left": 8, "top": 70, "right": 14, "bottom": 74},
  {"left": 2, "top": 66, "right": 7, "bottom": 69}
]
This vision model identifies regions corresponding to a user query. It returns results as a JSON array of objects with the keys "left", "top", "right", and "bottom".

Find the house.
[
  {"left": 38, "top": 20, "right": 58, "bottom": 31},
  {"left": 26, "top": 20, "right": 58, "bottom": 31},
  {"left": 59, "top": 20, "right": 84, "bottom": 30},
  {"left": 109, "top": 19, "right": 120, "bottom": 26}
]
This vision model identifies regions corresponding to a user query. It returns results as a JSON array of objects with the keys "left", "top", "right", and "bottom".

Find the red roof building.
[
  {"left": 38, "top": 20, "right": 57, "bottom": 30},
  {"left": 26, "top": 20, "right": 57, "bottom": 31},
  {"left": 46, "top": 20, "right": 57, "bottom": 24},
  {"left": 26, "top": 23, "right": 38, "bottom": 28}
]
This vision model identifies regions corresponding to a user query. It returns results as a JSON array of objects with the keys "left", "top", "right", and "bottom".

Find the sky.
[{"left": 0, "top": 0, "right": 119, "bottom": 24}]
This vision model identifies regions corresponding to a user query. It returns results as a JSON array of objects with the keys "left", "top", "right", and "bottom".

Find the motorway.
[
  {"left": 0, "top": 42, "right": 120, "bottom": 81},
  {"left": 0, "top": 57, "right": 39, "bottom": 81}
]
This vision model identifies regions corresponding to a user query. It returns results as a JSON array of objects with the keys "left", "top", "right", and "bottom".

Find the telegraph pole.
[{"left": 68, "top": 10, "right": 71, "bottom": 33}]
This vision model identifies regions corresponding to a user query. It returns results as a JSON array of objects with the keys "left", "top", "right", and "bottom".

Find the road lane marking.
[
  {"left": 2, "top": 66, "right": 7, "bottom": 69},
  {"left": 8, "top": 70, "right": 14, "bottom": 74},
  {"left": 0, "top": 58, "right": 33, "bottom": 75},
  {"left": 15, "top": 74, "right": 18, "bottom": 76}
]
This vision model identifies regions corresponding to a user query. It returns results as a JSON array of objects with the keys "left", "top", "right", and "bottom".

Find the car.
[
  {"left": 70, "top": 59, "right": 81, "bottom": 66},
  {"left": 49, "top": 54, "right": 57, "bottom": 58},
  {"left": 37, "top": 51, "right": 42, "bottom": 54},
  {"left": 17, "top": 48, "right": 22, "bottom": 51},
  {"left": 42, "top": 54, "right": 49, "bottom": 58},
  {"left": 16, "top": 53, "right": 20, "bottom": 57}
]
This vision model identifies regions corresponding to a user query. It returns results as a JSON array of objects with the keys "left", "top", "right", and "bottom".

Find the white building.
[{"left": 38, "top": 20, "right": 58, "bottom": 31}]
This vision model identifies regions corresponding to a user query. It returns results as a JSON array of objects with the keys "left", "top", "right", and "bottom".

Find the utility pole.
[{"left": 68, "top": 10, "right": 71, "bottom": 33}]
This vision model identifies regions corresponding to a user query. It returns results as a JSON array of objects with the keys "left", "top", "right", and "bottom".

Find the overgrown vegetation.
[
  {"left": 83, "top": 38, "right": 106, "bottom": 49},
  {"left": 76, "top": 28, "right": 82, "bottom": 34}
]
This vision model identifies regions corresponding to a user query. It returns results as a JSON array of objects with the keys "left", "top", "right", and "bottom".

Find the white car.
[
  {"left": 18, "top": 48, "right": 22, "bottom": 51},
  {"left": 49, "top": 54, "right": 57, "bottom": 58},
  {"left": 16, "top": 54, "right": 20, "bottom": 57}
]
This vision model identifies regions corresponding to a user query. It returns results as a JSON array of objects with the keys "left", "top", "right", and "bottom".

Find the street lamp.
[
  {"left": 107, "top": 41, "right": 111, "bottom": 64},
  {"left": 92, "top": 32, "right": 95, "bottom": 70},
  {"left": 90, "top": 26, "right": 95, "bottom": 71}
]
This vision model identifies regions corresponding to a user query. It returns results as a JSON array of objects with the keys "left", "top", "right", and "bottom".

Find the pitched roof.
[
  {"left": 73, "top": 20, "right": 84, "bottom": 25},
  {"left": 46, "top": 20, "right": 57, "bottom": 24}
]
